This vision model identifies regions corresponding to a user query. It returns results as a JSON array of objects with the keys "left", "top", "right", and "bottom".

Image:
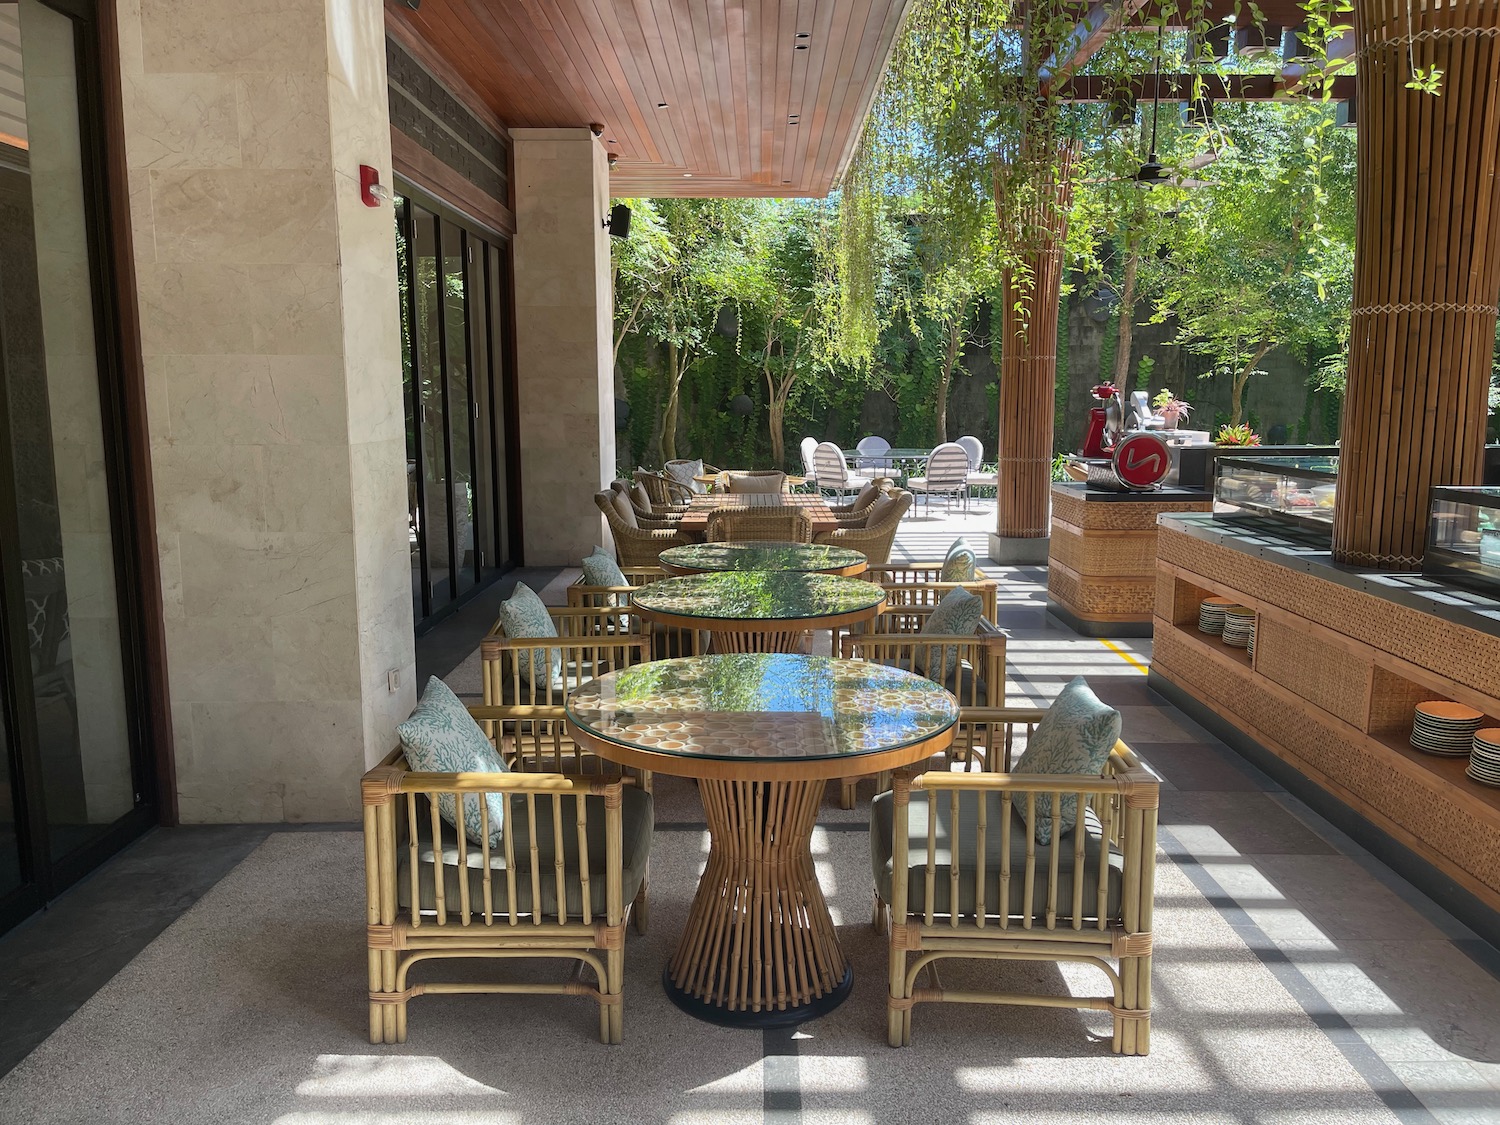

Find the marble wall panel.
[{"left": 150, "top": 167, "right": 337, "bottom": 264}]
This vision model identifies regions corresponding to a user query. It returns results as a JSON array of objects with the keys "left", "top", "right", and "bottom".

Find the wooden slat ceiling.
[{"left": 384, "top": 0, "right": 912, "bottom": 198}]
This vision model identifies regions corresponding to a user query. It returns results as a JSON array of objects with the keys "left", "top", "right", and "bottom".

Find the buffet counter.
[
  {"left": 1046, "top": 482, "right": 1213, "bottom": 637},
  {"left": 1150, "top": 513, "right": 1500, "bottom": 940}
]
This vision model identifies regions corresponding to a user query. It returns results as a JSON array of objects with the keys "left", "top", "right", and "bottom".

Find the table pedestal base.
[
  {"left": 666, "top": 779, "right": 851, "bottom": 1026},
  {"left": 708, "top": 629, "right": 811, "bottom": 654}
]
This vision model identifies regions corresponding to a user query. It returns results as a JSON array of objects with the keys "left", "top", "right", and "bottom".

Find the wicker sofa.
[{"left": 873, "top": 713, "right": 1158, "bottom": 1054}]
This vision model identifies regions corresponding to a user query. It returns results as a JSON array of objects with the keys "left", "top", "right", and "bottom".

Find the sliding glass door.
[
  {"left": 0, "top": 0, "right": 157, "bottom": 934},
  {"left": 396, "top": 189, "right": 518, "bottom": 633}
]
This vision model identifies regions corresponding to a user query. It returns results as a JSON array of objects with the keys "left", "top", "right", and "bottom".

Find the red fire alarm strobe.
[
  {"left": 359, "top": 164, "right": 386, "bottom": 207},
  {"left": 1111, "top": 431, "right": 1171, "bottom": 491}
]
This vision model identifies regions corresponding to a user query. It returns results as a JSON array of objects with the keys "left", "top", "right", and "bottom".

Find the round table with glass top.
[
  {"left": 566, "top": 653, "right": 959, "bottom": 1027},
  {"left": 658, "top": 541, "right": 867, "bottom": 577},
  {"left": 630, "top": 571, "right": 886, "bottom": 653}
]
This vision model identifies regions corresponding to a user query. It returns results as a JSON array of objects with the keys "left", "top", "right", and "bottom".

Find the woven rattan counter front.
[{"left": 566, "top": 654, "right": 959, "bottom": 1027}]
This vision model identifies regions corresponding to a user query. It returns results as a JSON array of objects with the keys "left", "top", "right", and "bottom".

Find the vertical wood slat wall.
[
  {"left": 1333, "top": 0, "right": 1500, "bottom": 569},
  {"left": 996, "top": 146, "right": 1076, "bottom": 540}
]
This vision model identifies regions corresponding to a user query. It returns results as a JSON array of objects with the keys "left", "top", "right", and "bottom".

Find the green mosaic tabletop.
[
  {"left": 658, "top": 541, "right": 867, "bottom": 574},
  {"left": 630, "top": 571, "right": 886, "bottom": 623},
  {"left": 565, "top": 654, "right": 959, "bottom": 762}
]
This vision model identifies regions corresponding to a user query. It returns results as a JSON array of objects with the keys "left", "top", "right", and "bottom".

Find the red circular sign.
[{"left": 1112, "top": 431, "right": 1171, "bottom": 490}]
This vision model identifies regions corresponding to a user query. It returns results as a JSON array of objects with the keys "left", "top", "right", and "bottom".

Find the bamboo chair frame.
[
  {"left": 705, "top": 505, "right": 814, "bottom": 543},
  {"left": 869, "top": 578, "right": 1000, "bottom": 622},
  {"left": 564, "top": 570, "right": 708, "bottom": 661},
  {"left": 837, "top": 622, "right": 1008, "bottom": 808},
  {"left": 877, "top": 720, "right": 1158, "bottom": 1055},
  {"left": 363, "top": 756, "right": 645, "bottom": 1045},
  {"left": 813, "top": 490, "right": 913, "bottom": 565}
]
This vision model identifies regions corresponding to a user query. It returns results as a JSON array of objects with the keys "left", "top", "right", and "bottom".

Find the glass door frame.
[
  {"left": 0, "top": 0, "right": 165, "bottom": 934},
  {"left": 395, "top": 178, "right": 522, "bottom": 634}
]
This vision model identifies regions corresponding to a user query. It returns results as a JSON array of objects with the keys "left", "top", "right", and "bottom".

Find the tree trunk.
[
  {"left": 935, "top": 315, "right": 961, "bottom": 445},
  {"left": 1112, "top": 247, "right": 1139, "bottom": 387},
  {"left": 768, "top": 395, "right": 786, "bottom": 468},
  {"left": 1231, "top": 343, "right": 1271, "bottom": 426},
  {"left": 662, "top": 338, "right": 681, "bottom": 462}
]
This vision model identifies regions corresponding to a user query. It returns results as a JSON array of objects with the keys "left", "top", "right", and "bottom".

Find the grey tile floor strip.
[
  {"left": 1159, "top": 825, "right": 1438, "bottom": 1124},
  {"left": 763, "top": 1027, "right": 802, "bottom": 1122}
]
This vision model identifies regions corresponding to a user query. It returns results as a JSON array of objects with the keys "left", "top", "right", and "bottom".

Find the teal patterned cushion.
[
  {"left": 582, "top": 547, "right": 628, "bottom": 590},
  {"left": 1012, "top": 676, "right": 1122, "bottom": 844},
  {"left": 497, "top": 583, "right": 561, "bottom": 684},
  {"left": 397, "top": 677, "right": 507, "bottom": 845},
  {"left": 915, "top": 586, "right": 983, "bottom": 683},
  {"left": 940, "top": 537, "right": 978, "bottom": 582}
]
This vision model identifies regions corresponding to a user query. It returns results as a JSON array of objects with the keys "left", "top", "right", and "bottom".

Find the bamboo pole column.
[
  {"left": 1333, "top": 0, "right": 1500, "bottom": 568},
  {"left": 993, "top": 145, "right": 1077, "bottom": 563}
]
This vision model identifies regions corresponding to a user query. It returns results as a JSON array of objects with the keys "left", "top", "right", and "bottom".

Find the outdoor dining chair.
[
  {"left": 907, "top": 442, "right": 970, "bottom": 514},
  {"left": 855, "top": 435, "right": 892, "bottom": 470},
  {"left": 705, "top": 505, "right": 813, "bottom": 543},
  {"left": 813, "top": 441, "right": 871, "bottom": 503},
  {"left": 957, "top": 435, "right": 997, "bottom": 499},
  {"left": 724, "top": 470, "right": 787, "bottom": 494},
  {"left": 799, "top": 436, "right": 820, "bottom": 487}
]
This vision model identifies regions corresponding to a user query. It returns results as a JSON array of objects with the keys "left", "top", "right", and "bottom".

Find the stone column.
[
  {"left": 992, "top": 147, "right": 1075, "bottom": 564},
  {"left": 1332, "top": 0, "right": 1500, "bottom": 568},
  {"left": 119, "top": 0, "right": 415, "bottom": 820},
  {"left": 511, "top": 129, "right": 615, "bottom": 566}
]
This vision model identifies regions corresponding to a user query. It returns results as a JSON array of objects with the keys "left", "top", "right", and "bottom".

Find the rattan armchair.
[
  {"left": 611, "top": 480, "right": 684, "bottom": 521},
  {"left": 724, "top": 470, "right": 787, "bottom": 494},
  {"left": 814, "top": 489, "right": 912, "bottom": 564},
  {"left": 634, "top": 469, "right": 694, "bottom": 508},
  {"left": 874, "top": 718, "right": 1158, "bottom": 1054},
  {"left": 362, "top": 750, "right": 652, "bottom": 1045},
  {"left": 595, "top": 491, "right": 691, "bottom": 568},
  {"left": 828, "top": 477, "right": 893, "bottom": 517},
  {"left": 705, "top": 505, "right": 813, "bottom": 543}
]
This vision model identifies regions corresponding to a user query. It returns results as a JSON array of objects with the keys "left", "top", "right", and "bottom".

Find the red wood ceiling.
[{"left": 385, "top": 0, "right": 911, "bottom": 198}]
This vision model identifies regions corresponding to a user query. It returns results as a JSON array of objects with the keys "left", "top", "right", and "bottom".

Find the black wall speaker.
[{"left": 607, "top": 203, "right": 632, "bottom": 239}]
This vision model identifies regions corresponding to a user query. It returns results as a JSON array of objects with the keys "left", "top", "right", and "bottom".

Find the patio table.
[
  {"left": 846, "top": 447, "right": 934, "bottom": 481},
  {"left": 675, "top": 492, "right": 838, "bottom": 539},
  {"left": 565, "top": 653, "right": 959, "bottom": 1027},
  {"left": 658, "top": 541, "right": 867, "bottom": 577},
  {"left": 629, "top": 571, "right": 885, "bottom": 653}
]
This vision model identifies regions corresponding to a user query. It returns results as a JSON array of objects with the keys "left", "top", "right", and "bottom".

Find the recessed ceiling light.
[
  {"left": 656, "top": 102, "right": 669, "bottom": 109},
  {"left": 796, "top": 32, "right": 810, "bottom": 38},
  {"left": 782, "top": 179, "right": 791, "bottom": 184},
  {"left": 794, "top": 44, "right": 808, "bottom": 49},
  {"left": 607, "top": 138, "right": 617, "bottom": 143},
  {"left": 683, "top": 172, "right": 692, "bottom": 177}
]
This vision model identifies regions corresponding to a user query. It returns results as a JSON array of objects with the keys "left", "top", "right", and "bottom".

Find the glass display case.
[
  {"left": 1424, "top": 485, "right": 1500, "bottom": 597},
  {"left": 1214, "top": 454, "right": 1340, "bottom": 544}
]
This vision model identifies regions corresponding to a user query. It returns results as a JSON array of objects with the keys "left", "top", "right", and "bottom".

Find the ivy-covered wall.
[{"left": 615, "top": 286, "right": 1337, "bottom": 473}]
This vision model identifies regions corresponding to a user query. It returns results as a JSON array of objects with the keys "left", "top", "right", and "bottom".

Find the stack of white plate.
[
  {"left": 1198, "top": 597, "right": 1235, "bottom": 636},
  {"left": 1247, "top": 624, "right": 1257, "bottom": 661},
  {"left": 1410, "top": 701, "right": 1484, "bottom": 756},
  {"left": 1467, "top": 729, "right": 1500, "bottom": 787},
  {"left": 1221, "top": 606, "right": 1255, "bottom": 649}
]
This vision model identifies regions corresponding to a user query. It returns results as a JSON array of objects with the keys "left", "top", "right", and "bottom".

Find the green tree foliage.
[{"left": 1148, "top": 101, "right": 1356, "bottom": 424}]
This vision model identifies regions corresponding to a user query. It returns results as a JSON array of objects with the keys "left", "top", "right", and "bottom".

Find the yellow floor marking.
[{"left": 1100, "top": 639, "right": 1149, "bottom": 674}]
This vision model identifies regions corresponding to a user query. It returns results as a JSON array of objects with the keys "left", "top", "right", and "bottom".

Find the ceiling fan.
[{"left": 1130, "top": 20, "right": 1218, "bottom": 189}]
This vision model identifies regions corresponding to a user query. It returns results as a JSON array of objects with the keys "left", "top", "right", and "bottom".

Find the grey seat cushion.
[
  {"left": 399, "top": 786, "right": 654, "bottom": 920},
  {"left": 870, "top": 788, "right": 1122, "bottom": 923},
  {"left": 889, "top": 654, "right": 986, "bottom": 705}
]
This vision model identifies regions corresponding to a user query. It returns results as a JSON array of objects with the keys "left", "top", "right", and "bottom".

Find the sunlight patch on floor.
[{"left": 295, "top": 1055, "right": 504, "bottom": 1097}]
